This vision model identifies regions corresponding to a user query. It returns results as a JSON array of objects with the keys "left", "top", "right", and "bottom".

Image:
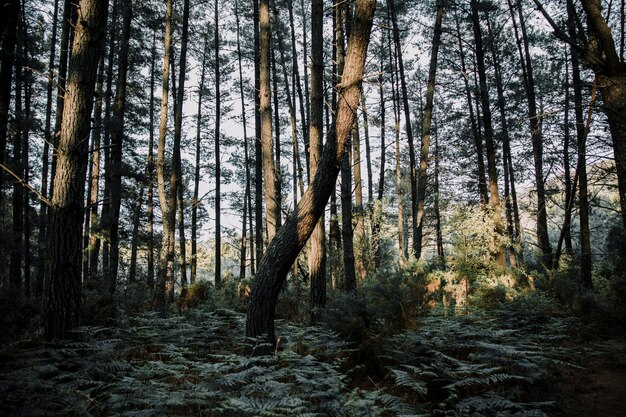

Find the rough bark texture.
[
  {"left": 45, "top": 0, "right": 109, "bottom": 341},
  {"left": 260, "top": 0, "right": 280, "bottom": 244},
  {"left": 245, "top": 0, "right": 376, "bottom": 354}
]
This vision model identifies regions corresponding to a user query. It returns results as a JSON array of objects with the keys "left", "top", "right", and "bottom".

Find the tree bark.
[
  {"left": 245, "top": 0, "right": 376, "bottom": 354},
  {"left": 470, "top": 0, "right": 506, "bottom": 267},
  {"left": 487, "top": 15, "right": 518, "bottom": 267},
  {"left": 128, "top": 188, "right": 143, "bottom": 282},
  {"left": 37, "top": 0, "right": 59, "bottom": 294},
  {"left": 254, "top": 0, "right": 264, "bottom": 269},
  {"left": 454, "top": 9, "right": 488, "bottom": 204},
  {"left": 388, "top": 0, "right": 418, "bottom": 257},
  {"left": 107, "top": 0, "right": 132, "bottom": 295},
  {"left": 569, "top": 0, "right": 592, "bottom": 287},
  {"left": 414, "top": 0, "right": 444, "bottom": 260},
  {"left": 146, "top": 28, "right": 157, "bottom": 290},
  {"left": 260, "top": 0, "right": 280, "bottom": 244},
  {"left": 509, "top": 0, "right": 552, "bottom": 269},
  {"left": 309, "top": 0, "right": 327, "bottom": 322},
  {"left": 155, "top": 0, "right": 173, "bottom": 313},
  {"left": 235, "top": 0, "right": 253, "bottom": 279},
  {"left": 45, "top": 0, "right": 109, "bottom": 340},
  {"left": 214, "top": 0, "right": 222, "bottom": 287},
  {"left": 288, "top": 0, "right": 310, "bottom": 180},
  {"left": 0, "top": 0, "right": 19, "bottom": 223},
  {"left": 192, "top": 32, "right": 208, "bottom": 285}
]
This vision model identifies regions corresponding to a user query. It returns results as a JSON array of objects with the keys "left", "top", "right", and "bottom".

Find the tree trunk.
[
  {"left": 414, "top": 0, "right": 444, "bottom": 260},
  {"left": 336, "top": 0, "right": 356, "bottom": 293},
  {"left": 434, "top": 121, "right": 444, "bottom": 260},
  {"left": 390, "top": 11, "right": 406, "bottom": 264},
  {"left": 454, "top": 9, "right": 488, "bottom": 204},
  {"left": 288, "top": 0, "right": 310, "bottom": 180},
  {"left": 37, "top": 0, "right": 59, "bottom": 295},
  {"left": 45, "top": 0, "right": 109, "bottom": 340},
  {"left": 0, "top": 0, "right": 19, "bottom": 224},
  {"left": 254, "top": 0, "right": 264, "bottom": 269},
  {"left": 235, "top": 0, "right": 252, "bottom": 279},
  {"left": 470, "top": 0, "right": 506, "bottom": 267},
  {"left": 245, "top": 0, "right": 376, "bottom": 353},
  {"left": 128, "top": 188, "right": 144, "bottom": 282},
  {"left": 509, "top": 0, "right": 552, "bottom": 269},
  {"left": 260, "top": 0, "right": 280, "bottom": 243},
  {"left": 361, "top": 94, "right": 373, "bottom": 203},
  {"left": 309, "top": 0, "right": 327, "bottom": 321},
  {"left": 192, "top": 32, "right": 208, "bottom": 285},
  {"left": 10, "top": 28, "right": 24, "bottom": 294},
  {"left": 388, "top": 0, "right": 418, "bottom": 257},
  {"left": 353, "top": 120, "right": 367, "bottom": 281},
  {"left": 100, "top": 0, "right": 119, "bottom": 281},
  {"left": 487, "top": 15, "right": 518, "bottom": 267},
  {"left": 214, "top": 0, "right": 222, "bottom": 287},
  {"left": 155, "top": 0, "right": 173, "bottom": 313},
  {"left": 107, "top": 0, "right": 132, "bottom": 295},
  {"left": 569, "top": 0, "right": 592, "bottom": 287},
  {"left": 146, "top": 29, "right": 157, "bottom": 290}
]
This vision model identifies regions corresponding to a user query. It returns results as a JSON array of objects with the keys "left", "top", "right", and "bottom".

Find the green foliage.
[{"left": 380, "top": 312, "right": 577, "bottom": 416}]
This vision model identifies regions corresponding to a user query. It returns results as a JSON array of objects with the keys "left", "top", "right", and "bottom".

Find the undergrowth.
[{"left": 0, "top": 302, "right": 579, "bottom": 416}]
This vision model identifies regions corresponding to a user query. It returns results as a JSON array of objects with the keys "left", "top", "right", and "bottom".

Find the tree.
[
  {"left": 414, "top": 0, "right": 445, "bottom": 260},
  {"left": 245, "top": 0, "right": 377, "bottom": 354},
  {"left": 214, "top": 0, "right": 222, "bottom": 287},
  {"left": 508, "top": 0, "right": 552, "bottom": 269},
  {"left": 308, "top": 0, "right": 327, "bottom": 321},
  {"left": 106, "top": 0, "right": 133, "bottom": 295},
  {"left": 534, "top": 0, "right": 626, "bottom": 234},
  {"left": 470, "top": 0, "right": 506, "bottom": 266},
  {"left": 388, "top": 0, "right": 418, "bottom": 257},
  {"left": 0, "top": 0, "right": 20, "bottom": 217},
  {"left": 259, "top": 0, "right": 280, "bottom": 243},
  {"left": 45, "top": 0, "right": 109, "bottom": 340}
]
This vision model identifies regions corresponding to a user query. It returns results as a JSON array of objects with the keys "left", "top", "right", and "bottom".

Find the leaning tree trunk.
[
  {"left": 45, "top": 0, "right": 109, "bottom": 341},
  {"left": 245, "top": 0, "right": 376, "bottom": 354}
]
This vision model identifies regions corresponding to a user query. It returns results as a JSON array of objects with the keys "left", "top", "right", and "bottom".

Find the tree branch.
[{"left": 0, "top": 162, "right": 53, "bottom": 207}]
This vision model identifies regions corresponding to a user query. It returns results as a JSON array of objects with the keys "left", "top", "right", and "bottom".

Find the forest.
[{"left": 1, "top": 0, "right": 626, "bottom": 415}]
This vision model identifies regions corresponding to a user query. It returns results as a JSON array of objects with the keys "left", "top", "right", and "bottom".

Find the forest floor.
[
  {"left": 554, "top": 340, "right": 626, "bottom": 417},
  {"left": 1, "top": 305, "right": 625, "bottom": 416}
]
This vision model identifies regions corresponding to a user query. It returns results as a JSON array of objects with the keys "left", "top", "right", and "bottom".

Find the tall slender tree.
[
  {"left": 414, "top": 0, "right": 444, "bottom": 260},
  {"left": 45, "top": 0, "right": 109, "bottom": 340}
]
